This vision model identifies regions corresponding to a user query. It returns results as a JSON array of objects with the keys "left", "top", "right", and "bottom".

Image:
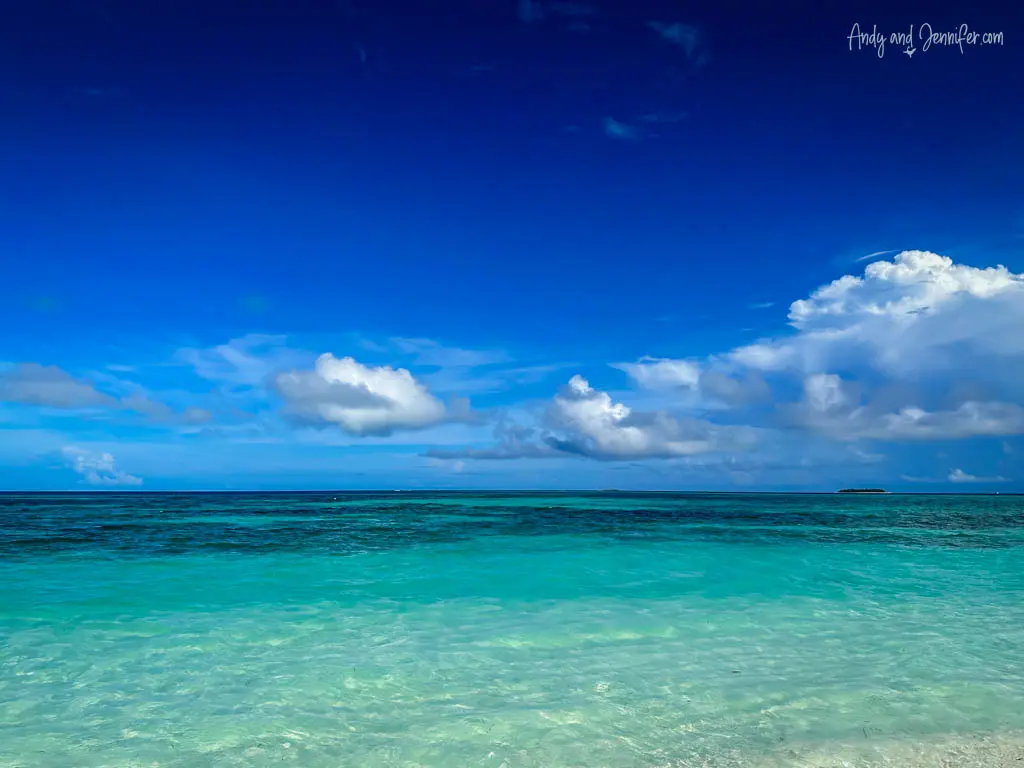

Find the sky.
[{"left": 2, "top": 0, "right": 1023, "bottom": 491}]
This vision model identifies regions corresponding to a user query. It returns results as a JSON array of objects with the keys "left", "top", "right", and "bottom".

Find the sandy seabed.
[{"left": 663, "top": 731, "right": 1024, "bottom": 768}]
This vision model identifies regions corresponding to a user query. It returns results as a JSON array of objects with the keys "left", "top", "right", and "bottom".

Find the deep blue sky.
[{"left": 2, "top": 0, "right": 1023, "bottom": 490}]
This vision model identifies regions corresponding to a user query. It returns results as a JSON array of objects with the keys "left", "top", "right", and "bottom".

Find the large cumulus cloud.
[
  {"left": 619, "top": 251, "right": 1024, "bottom": 442},
  {"left": 731, "top": 250, "right": 1024, "bottom": 384}
]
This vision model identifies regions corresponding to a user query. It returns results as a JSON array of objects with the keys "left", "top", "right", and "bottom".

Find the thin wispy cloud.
[
  {"left": 637, "top": 111, "right": 688, "bottom": 124},
  {"left": 389, "top": 338, "right": 512, "bottom": 369},
  {"left": 0, "top": 364, "right": 114, "bottom": 410},
  {"left": 517, "top": 0, "right": 545, "bottom": 23},
  {"left": 855, "top": 249, "right": 900, "bottom": 262},
  {"left": 549, "top": 1, "right": 596, "bottom": 17},
  {"left": 647, "top": 21, "right": 710, "bottom": 66},
  {"left": 0, "top": 364, "right": 211, "bottom": 426},
  {"left": 356, "top": 337, "right": 563, "bottom": 395},
  {"left": 518, "top": 0, "right": 596, "bottom": 28},
  {"left": 176, "top": 334, "right": 313, "bottom": 390},
  {"left": 603, "top": 117, "right": 641, "bottom": 141},
  {"left": 749, "top": 301, "right": 775, "bottom": 310}
]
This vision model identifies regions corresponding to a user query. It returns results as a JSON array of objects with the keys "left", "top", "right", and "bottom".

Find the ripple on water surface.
[{"left": 1, "top": 492, "right": 1023, "bottom": 766}]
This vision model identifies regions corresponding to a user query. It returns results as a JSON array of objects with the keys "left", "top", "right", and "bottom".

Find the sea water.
[{"left": 1, "top": 492, "right": 1023, "bottom": 767}]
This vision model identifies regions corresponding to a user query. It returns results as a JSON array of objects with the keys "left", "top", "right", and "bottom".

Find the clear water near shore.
[{"left": 2, "top": 492, "right": 1023, "bottom": 767}]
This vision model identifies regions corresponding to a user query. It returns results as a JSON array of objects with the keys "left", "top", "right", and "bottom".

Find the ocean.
[{"left": 1, "top": 492, "right": 1023, "bottom": 767}]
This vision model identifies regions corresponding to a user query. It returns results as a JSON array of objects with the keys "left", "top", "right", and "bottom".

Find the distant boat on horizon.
[{"left": 837, "top": 488, "right": 889, "bottom": 494}]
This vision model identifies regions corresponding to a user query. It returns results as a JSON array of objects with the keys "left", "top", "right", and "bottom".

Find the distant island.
[{"left": 837, "top": 488, "right": 889, "bottom": 494}]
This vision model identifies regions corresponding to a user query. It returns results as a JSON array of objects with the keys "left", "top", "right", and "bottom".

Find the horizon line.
[{"left": 0, "top": 489, "right": 1018, "bottom": 496}]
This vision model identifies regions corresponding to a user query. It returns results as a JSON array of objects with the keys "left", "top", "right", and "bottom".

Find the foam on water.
[{"left": 1, "top": 492, "right": 1023, "bottom": 766}]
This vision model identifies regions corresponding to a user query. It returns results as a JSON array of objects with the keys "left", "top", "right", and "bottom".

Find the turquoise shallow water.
[{"left": 2, "top": 492, "right": 1023, "bottom": 767}]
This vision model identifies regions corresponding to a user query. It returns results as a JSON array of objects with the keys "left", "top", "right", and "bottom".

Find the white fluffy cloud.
[
  {"left": 619, "top": 251, "right": 1024, "bottom": 443},
  {"left": 273, "top": 353, "right": 449, "bottom": 436},
  {"left": 431, "top": 376, "right": 757, "bottom": 461},
  {"left": 788, "top": 379, "right": 1024, "bottom": 441},
  {"left": 790, "top": 251, "right": 1019, "bottom": 327},
  {"left": 802, "top": 373, "right": 848, "bottom": 413},
  {"left": 62, "top": 447, "right": 142, "bottom": 487},
  {"left": 544, "top": 375, "right": 730, "bottom": 458},
  {"left": 731, "top": 250, "right": 1024, "bottom": 384}
]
